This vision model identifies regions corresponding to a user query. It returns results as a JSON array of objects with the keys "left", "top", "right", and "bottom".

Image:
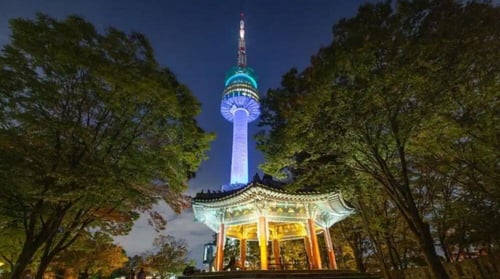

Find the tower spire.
[{"left": 237, "top": 12, "right": 247, "bottom": 67}]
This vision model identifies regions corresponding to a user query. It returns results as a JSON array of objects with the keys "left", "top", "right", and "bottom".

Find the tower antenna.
[{"left": 238, "top": 12, "right": 247, "bottom": 67}]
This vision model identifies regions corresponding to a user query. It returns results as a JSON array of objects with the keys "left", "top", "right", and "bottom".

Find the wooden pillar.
[
  {"left": 215, "top": 223, "right": 225, "bottom": 271},
  {"left": 272, "top": 238, "right": 281, "bottom": 270},
  {"left": 303, "top": 236, "right": 313, "bottom": 270},
  {"left": 308, "top": 218, "right": 322, "bottom": 269},
  {"left": 324, "top": 227, "right": 337, "bottom": 269},
  {"left": 239, "top": 238, "right": 247, "bottom": 270},
  {"left": 258, "top": 216, "right": 268, "bottom": 270}
]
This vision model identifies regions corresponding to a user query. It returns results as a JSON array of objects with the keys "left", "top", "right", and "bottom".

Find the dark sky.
[{"left": 0, "top": 0, "right": 372, "bottom": 268}]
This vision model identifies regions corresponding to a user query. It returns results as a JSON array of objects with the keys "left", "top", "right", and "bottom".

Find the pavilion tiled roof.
[{"left": 192, "top": 174, "right": 330, "bottom": 203}]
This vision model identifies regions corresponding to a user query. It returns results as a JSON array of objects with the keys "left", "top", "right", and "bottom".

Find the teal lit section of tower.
[{"left": 220, "top": 13, "right": 260, "bottom": 191}]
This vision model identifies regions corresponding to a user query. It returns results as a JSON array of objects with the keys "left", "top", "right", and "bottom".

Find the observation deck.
[{"left": 220, "top": 66, "right": 260, "bottom": 122}]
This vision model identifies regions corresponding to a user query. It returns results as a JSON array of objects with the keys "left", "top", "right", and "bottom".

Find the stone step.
[{"left": 178, "top": 270, "right": 380, "bottom": 279}]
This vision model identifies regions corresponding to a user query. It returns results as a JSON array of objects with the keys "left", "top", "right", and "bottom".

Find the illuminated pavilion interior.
[{"left": 192, "top": 177, "right": 354, "bottom": 271}]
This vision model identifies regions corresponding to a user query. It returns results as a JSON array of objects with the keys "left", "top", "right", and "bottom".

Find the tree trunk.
[
  {"left": 403, "top": 193, "right": 449, "bottom": 278},
  {"left": 372, "top": 236, "right": 395, "bottom": 279},
  {"left": 356, "top": 198, "right": 395, "bottom": 279},
  {"left": 10, "top": 205, "right": 68, "bottom": 279},
  {"left": 389, "top": 128, "right": 450, "bottom": 279},
  {"left": 35, "top": 257, "right": 51, "bottom": 279},
  {"left": 417, "top": 221, "right": 449, "bottom": 279},
  {"left": 391, "top": 186, "right": 450, "bottom": 279},
  {"left": 339, "top": 223, "right": 366, "bottom": 272},
  {"left": 352, "top": 233, "right": 366, "bottom": 273},
  {"left": 385, "top": 234, "right": 402, "bottom": 271},
  {"left": 9, "top": 247, "right": 35, "bottom": 279},
  {"left": 394, "top": 188, "right": 449, "bottom": 279},
  {"left": 438, "top": 232, "right": 452, "bottom": 262}
]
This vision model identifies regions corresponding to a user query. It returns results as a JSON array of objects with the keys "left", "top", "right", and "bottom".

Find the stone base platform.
[{"left": 178, "top": 270, "right": 380, "bottom": 279}]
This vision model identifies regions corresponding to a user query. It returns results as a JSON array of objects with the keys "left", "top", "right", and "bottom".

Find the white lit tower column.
[{"left": 220, "top": 13, "right": 260, "bottom": 192}]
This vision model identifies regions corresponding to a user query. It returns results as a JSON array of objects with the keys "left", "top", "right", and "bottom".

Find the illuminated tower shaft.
[
  {"left": 231, "top": 108, "right": 249, "bottom": 184},
  {"left": 220, "top": 14, "right": 260, "bottom": 191}
]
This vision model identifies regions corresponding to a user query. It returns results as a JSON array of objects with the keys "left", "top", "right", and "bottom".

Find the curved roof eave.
[{"left": 192, "top": 182, "right": 355, "bottom": 213}]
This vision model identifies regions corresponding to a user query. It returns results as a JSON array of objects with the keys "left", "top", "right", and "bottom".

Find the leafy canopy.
[
  {"left": 257, "top": 0, "right": 499, "bottom": 277},
  {"left": 0, "top": 13, "right": 213, "bottom": 279}
]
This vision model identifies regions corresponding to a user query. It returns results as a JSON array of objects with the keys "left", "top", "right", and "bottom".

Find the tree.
[
  {"left": 0, "top": 225, "right": 25, "bottom": 274},
  {"left": 145, "top": 235, "right": 190, "bottom": 278},
  {"left": 242, "top": 241, "right": 260, "bottom": 270},
  {"left": 0, "top": 14, "right": 213, "bottom": 279},
  {"left": 223, "top": 238, "right": 239, "bottom": 269},
  {"left": 279, "top": 239, "right": 308, "bottom": 270},
  {"left": 257, "top": 1, "right": 499, "bottom": 278},
  {"left": 50, "top": 232, "right": 128, "bottom": 278},
  {"left": 409, "top": 0, "right": 500, "bottom": 257}
]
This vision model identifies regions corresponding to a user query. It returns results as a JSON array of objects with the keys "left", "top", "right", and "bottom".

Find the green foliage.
[
  {"left": 257, "top": 0, "right": 499, "bottom": 277},
  {"left": 280, "top": 239, "right": 308, "bottom": 270},
  {"left": 0, "top": 224, "right": 24, "bottom": 272},
  {"left": 0, "top": 13, "right": 213, "bottom": 279},
  {"left": 145, "top": 235, "right": 189, "bottom": 278},
  {"left": 50, "top": 232, "right": 128, "bottom": 277},
  {"left": 243, "top": 241, "right": 260, "bottom": 271},
  {"left": 223, "top": 238, "right": 239, "bottom": 267}
]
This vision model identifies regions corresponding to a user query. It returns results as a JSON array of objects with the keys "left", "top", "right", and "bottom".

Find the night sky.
[{"left": 0, "top": 0, "right": 372, "bottom": 268}]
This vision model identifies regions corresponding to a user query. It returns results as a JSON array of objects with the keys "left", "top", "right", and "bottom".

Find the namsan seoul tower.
[{"left": 220, "top": 13, "right": 260, "bottom": 192}]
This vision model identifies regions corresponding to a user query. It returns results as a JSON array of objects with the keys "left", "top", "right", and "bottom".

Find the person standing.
[{"left": 137, "top": 268, "right": 145, "bottom": 279}]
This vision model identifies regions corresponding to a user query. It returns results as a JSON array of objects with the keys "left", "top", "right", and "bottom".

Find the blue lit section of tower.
[{"left": 220, "top": 13, "right": 260, "bottom": 192}]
